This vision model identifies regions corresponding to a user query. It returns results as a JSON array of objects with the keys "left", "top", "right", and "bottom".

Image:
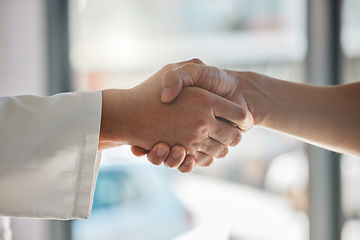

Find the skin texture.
[
  {"left": 147, "top": 60, "right": 360, "bottom": 158},
  {"left": 131, "top": 144, "right": 196, "bottom": 173},
  {"left": 99, "top": 60, "right": 245, "bottom": 172},
  {"left": 132, "top": 60, "right": 254, "bottom": 172}
]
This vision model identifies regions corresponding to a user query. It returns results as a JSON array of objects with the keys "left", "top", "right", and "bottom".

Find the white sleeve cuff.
[
  {"left": 73, "top": 91, "right": 102, "bottom": 219},
  {"left": 0, "top": 91, "right": 103, "bottom": 219}
]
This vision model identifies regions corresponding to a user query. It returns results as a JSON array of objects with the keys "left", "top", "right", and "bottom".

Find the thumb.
[
  {"left": 161, "top": 63, "right": 203, "bottom": 103},
  {"left": 160, "top": 72, "right": 184, "bottom": 103}
]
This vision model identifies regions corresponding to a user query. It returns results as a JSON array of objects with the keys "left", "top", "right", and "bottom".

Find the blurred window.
[
  {"left": 341, "top": 1, "right": 360, "bottom": 240},
  {"left": 70, "top": 0, "right": 307, "bottom": 90},
  {"left": 70, "top": 0, "right": 309, "bottom": 239}
]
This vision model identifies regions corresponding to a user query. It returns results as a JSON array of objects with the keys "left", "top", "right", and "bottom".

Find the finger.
[
  {"left": 193, "top": 152, "right": 214, "bottom": 167},
  {"left": 211, "top": 93, "right": 254, "bottom": 131},
  {"left": 161, "top": 63, "right": 233, "bottom": 103},
  {"left": 131, "top": 146, "right": 147, "bottom": 157},
  {"left": 164, "top": 145, "right": 186, "bottom": 169},
  {"left": 161, "top": 62, "right": 205, "bottom": 103},
  {"left": 178, "top": 155, "right": 196, "bottom": 173},
  {"left": 195, "top": 139, "right": 229, "bottom": 159},
  {"left": 209, "top": 119, "right": 242, "bottom": 147},
  {"left": 171, "top": 58, "right": 205, "bottom": 69},
  {"left": 147, "top": 143, "right": 170, "bottom": 166}
]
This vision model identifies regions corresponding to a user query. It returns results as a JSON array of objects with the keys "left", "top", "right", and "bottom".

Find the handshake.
[
  {"left": 98, "top": 58, "right": 360, "bottom": 172},
  {"left": 98, "top": 59, "right": 255, "bottom": 173}
]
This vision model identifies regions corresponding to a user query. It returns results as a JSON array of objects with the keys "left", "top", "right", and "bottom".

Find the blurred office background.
[{"left": 0, "top": 0, "right": 359, "bottom": 239}]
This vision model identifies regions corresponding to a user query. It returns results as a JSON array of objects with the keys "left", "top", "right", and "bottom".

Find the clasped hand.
[{"left": 99, "top": 59, "right": 253, "bottom": 173}]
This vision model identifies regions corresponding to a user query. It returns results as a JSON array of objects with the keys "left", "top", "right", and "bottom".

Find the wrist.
[
  {"left": 99, "top": 89, "right": 133, "bottom": 146},
  {"left": 235, "top": 71, "right": 270, "bottom": 127}
]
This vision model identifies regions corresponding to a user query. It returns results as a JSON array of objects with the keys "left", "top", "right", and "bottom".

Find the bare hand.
[
  {"left": 137, "top": 59, "right": 254, "bottom": 172},
  {"left": 160, "top": 59, "right": 254, "bottom": 130},
  {"left": 99, "top": 60, "right": 244, "bottom": 172}
]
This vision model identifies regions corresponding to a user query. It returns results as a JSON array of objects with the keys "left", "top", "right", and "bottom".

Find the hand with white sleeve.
[{"left": 99, "top": 60, "right": 246, "bottom": 173}]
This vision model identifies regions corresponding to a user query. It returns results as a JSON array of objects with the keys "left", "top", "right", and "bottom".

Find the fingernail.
[
  {"left": 156, "top": 145, "right": 167, "bottom": 157},
  {"left": 184, "top": 159, "right": 192, "bottom": 167},
  {"left": 172, "top": 148, "right": 183, "bottom": 159},
  {"left": 161, "top": 88, "right": 173, "bottom": 102}
]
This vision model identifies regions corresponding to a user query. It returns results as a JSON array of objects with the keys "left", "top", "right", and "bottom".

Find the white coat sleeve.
[{"left": 0, "top": 91, "right": 102, "bottom": 220}]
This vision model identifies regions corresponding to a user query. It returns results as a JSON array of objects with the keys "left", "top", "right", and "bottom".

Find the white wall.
[
  {"left": 0, "top": 0, "right": 47, "bottom": 97},
  {"left": 0, "top": 0, "right": 50, "bottom": 239}
]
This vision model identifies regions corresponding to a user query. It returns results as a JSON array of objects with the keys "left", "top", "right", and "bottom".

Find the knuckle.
[
  {"left": 184, "top": 136, "right": 197, "bottom": 149},
  {"left": 230, "top": 131, "right": 242, "bottom": 146},
  {"left": 243, "top": 108, "right": 251, "bottom": 122},
  {"left": 182, "top": 63, "right": 196, "bottom": 71},
  {"left": 181, "top": 63, "right": 200, "bottom": 77},
  {"left": 187, "top": 146, "right": 197, "bottom": 157},
  {"left": 193, "top": 118, "right": 208, "bottom": 133},
  {"left": 237, "top": 108, "right": 248, "bottom": 122},
  {"left": 163, "top": 68, "right": 177, "bottom": 80},
  {"left": 190, "top": 58, "right": 204, "bottom": 65},
  {"left": 162, "top": 63, "right": 176, "bottom": 71},
  {"left": 199, "top": 124, "right": 209, "bottom": 136}
]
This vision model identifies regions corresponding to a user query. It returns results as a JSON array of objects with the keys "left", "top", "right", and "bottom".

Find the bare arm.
[
  {"left": 160, "top": 61, "right": 360, "bottom": 155},
  {"left": 237, "top": 73, "right": 360, "bottom": 155}
]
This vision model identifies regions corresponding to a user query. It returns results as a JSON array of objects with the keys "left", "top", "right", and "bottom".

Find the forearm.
[{"left": 238, "top": 72, "right": 360, "bottom": 155}]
